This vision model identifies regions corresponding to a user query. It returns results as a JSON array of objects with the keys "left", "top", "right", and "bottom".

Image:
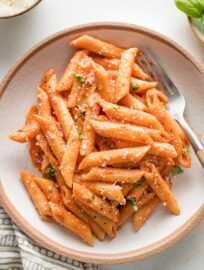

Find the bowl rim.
[
  {"left": 0, "top": 0, "right": 42, "bottom": 19},
  {"left": 0, "top": 22, "right": 204, "bottom": 264}
]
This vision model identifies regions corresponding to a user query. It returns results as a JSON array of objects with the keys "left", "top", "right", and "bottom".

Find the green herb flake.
[
  {"left": 91, "top": 194, "right": 96, "bottom": 201},
  {"left": 78, "top": 111, "right": 86, "bottom": 117},
  {"left": 172, "top": 165, "right": 184, "bottom": 176},
  {"left": 78, "top": 130, "right": 83, "bottom": 140},
  {"left": 181, "top": 146, "right": 189, "bottom": 153},
  {"left": 74, "top": 73, "right": 85, "bottom": 84},
  {"left": 130, "top": 198, "right": 138, "bottom": 212},
  {"left": 46, "top": 166, "right": 56, "bottom": 178},
  {"left": 132, "top": 83, "right": 139, "bottom": 91}
]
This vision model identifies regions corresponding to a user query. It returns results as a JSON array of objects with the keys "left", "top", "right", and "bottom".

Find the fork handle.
[{"left": 177, "top": 116, "right": 204, "bottom": 168}]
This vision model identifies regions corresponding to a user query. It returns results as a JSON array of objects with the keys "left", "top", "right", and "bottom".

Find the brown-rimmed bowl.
[
  {"left": 0, "top": 22, "right": 204, "bottom": 264},
  {"left": 0, "top": 0, "right": 41, "bottom": 19}
]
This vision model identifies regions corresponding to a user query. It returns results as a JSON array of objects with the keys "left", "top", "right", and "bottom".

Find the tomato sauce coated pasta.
[{"left": 10, "top": 35, "right": 191, "bottom": 246}]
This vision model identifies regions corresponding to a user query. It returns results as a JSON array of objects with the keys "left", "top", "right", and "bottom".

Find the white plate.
[{"left": 0, "top": 22, "right": 204, "bottom": 264}]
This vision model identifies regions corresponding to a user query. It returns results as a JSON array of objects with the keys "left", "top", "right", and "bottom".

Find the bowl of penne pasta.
[{"left": 0, "top": 22, "right": 204, "bottom": 264}]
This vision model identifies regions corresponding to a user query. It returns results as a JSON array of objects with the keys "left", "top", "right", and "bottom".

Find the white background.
[{"left": 0, "top": 0, "right": 204, "bottom": 269}]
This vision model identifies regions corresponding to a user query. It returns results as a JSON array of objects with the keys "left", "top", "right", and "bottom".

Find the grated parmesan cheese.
[{"left": 0, "top": 0, "right": 39, "bottom": 17}]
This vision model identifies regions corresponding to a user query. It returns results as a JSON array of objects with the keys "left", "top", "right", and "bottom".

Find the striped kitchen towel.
[{"left": 0, "top": 206, "right": 99, "bottom": 270}]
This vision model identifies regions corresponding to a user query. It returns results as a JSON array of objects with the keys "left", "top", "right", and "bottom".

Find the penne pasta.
[
  {"left": 142, "top": 163, "right": 180, "bottom": 215},
  {"left": 92, "top": 61, "right": 114, "bottom": 102},
  {"left": 98, "top": 98, "right": 164, "bottom": 130},
  {"left": 36, "top": 132, "right": 59, "bottom": 169},
  {"left": 33, "top": 176, "right": 61, "bottom": 204},
  {"left": 67, "top": 77, "right": 80, "bottom": 108},
  {"left": 149, "top": 142, "right": 177, "bottom": 158},
  {"left": 46, "top": 73, "right": 74, "bottom": 139},
  {"left": 92, "top": 56, "right": 148, "bottom": 80},
  {"left": 133, "top": 197, "right": 160, "bottom": 230},
  {"left": 90, "top": 120, "right": 153, "bottom": 145},
  {"left": 20, "top": 170, "right": 52, "bottom": 221},
  {"left": 57, "top": 50, "right": 88, "bottom": 92},
  {"left": 146, "top": 89, "right": 191, "bottom": 168},
  {"left": 10, "top": 105, "right": 40, "bottom": 143},
  {"left": 114, "top": 48, "right": 138, "bottom": 102},
  {"left": 121, "top": 183, "right": 134, "bottom": 196},
  {"left": 61, "top": 186, "right": 105, "bottom": 241},
  {"left": 37, "top": 87, "right": 52, "bottom": 117},
  {"left": 81, "top": 167, "right": 144, "bottom": 183},
  {"left": 78, "top": 146, "right": 150, "bottom": 170},
  {"left": 34, "top": 115, "right": 66, "bottom": 163},
  {"left": 73, "top": 183, "right": 119, "bottom": 222},
  {"left": 83, "top": 181, "right": 126, "bottom": 205},
  {"left": 40, "top": 69, "right": 55, "bottom": 91},
  {"left": 76, "top": 200, "right": 117, "bottom": 238},
  {"left": 35, "top": 132, "right": 66, "bottom": 187},
  {"left": 61, "top": 125, "right": 80, "bottom": 188},
  {"left": 118, "top": 192, "right": 155, "bottom": 228},
  {"left": 70, "top": 35, "right": 124, "bottom": 59},
  {"left": 41, "top": 155, "right": 50, "bottom": 175},
  {"left": 80, "top": 98, "right": 99, "bottom": 156},
  {"left": 127, "top": 181, "right": 149, "bottom": 201},
  {"left": 130, "top": 77, "right": 157, "bottom": 94},
  {"left": 28, "top": 137, "right": 43, "bottom": 171},
  {"left": 119, "top": 93, "right": 148, "bottom": 111},
  {"left": 49, "top": 202, "right": 93, "bottom": 246},
  {"left": 113, "top": 139, "right": 140, "bottom": 149}
]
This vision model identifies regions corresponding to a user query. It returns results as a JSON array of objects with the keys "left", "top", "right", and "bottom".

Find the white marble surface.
[{"left": 0, "top": 0, "right": 204, "bottom": 269}]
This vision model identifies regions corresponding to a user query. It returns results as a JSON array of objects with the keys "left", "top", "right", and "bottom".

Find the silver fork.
[{"left": 137, "top": 49, "right": 204, "bottom": 168}]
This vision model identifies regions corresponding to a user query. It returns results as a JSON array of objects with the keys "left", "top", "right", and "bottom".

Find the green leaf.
[
  {"left": 132, "top": 83, "right": 139, "bottom": 91},
  {"left": 175, "top": 0, "right": 204, "bottom": 18},
  {"left": 181, "top": 146, "right": 189, "bottom": 153},
  {"left": 91, "top": 194, "right": 96, "bottom": 201},
  {"left": 130, "top": 198, "right": 138, "bottom": 212},
  {"left": 78, "top": 111, "right": 86, "bottom": 117},
  {"left": 74, "top": 73, "right": 85, "bottom": 83},
  {"left": 46, "top": 166, "right": 56, "bottom": 178},
  {"left": 78, "top": 130, "right": 83, "bottom": 140},
  {"left": 172, "top": 165, "right": 184, "bottom": 176}
]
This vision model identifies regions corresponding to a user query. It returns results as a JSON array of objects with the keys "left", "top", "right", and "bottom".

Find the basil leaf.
[
  {"left": 46, "top": 166, "right": 56, "bottom": 178},
  {"left": 175, "top": 0, "right": 204, "bottom": 18},
  {"left": 74, "top": 73, "right": 85, "bottom": 83},
  {"left": 172, "top": 165, "right": 184, "bottom": 176},
  {"left": 130, "top": 198, "right": 138, "bottom": 212}
]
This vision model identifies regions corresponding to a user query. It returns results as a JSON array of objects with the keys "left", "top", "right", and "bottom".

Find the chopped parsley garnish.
[
  {"left": 133, "top": 179, "right": 143, "bottom": 188},
  {"left": 130, "top": 198, "right": 138, "bottom": 212},
  {"left": 181, "top": 146, "right": 189, "bottom": 153},
  {"left": 78, "top": 130, "right": 83, "bottom": 140},
  {"left": 78, "top": 111, "right": 86, "bottom": 117},
  {"left": 132, "top": 83, "right": 139, "bottom": 91},
  {"left": 172, "top": 165, "right": 184, "bottom": 176},
  {"left": 74, "top": 73, "right": 85, "bottom": 84},
  {"left": 91, "top": 194, "right": 96, "bottom": 201},
  {"left": 46, "top": 166, "right": 56, "bottom": 178}
]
